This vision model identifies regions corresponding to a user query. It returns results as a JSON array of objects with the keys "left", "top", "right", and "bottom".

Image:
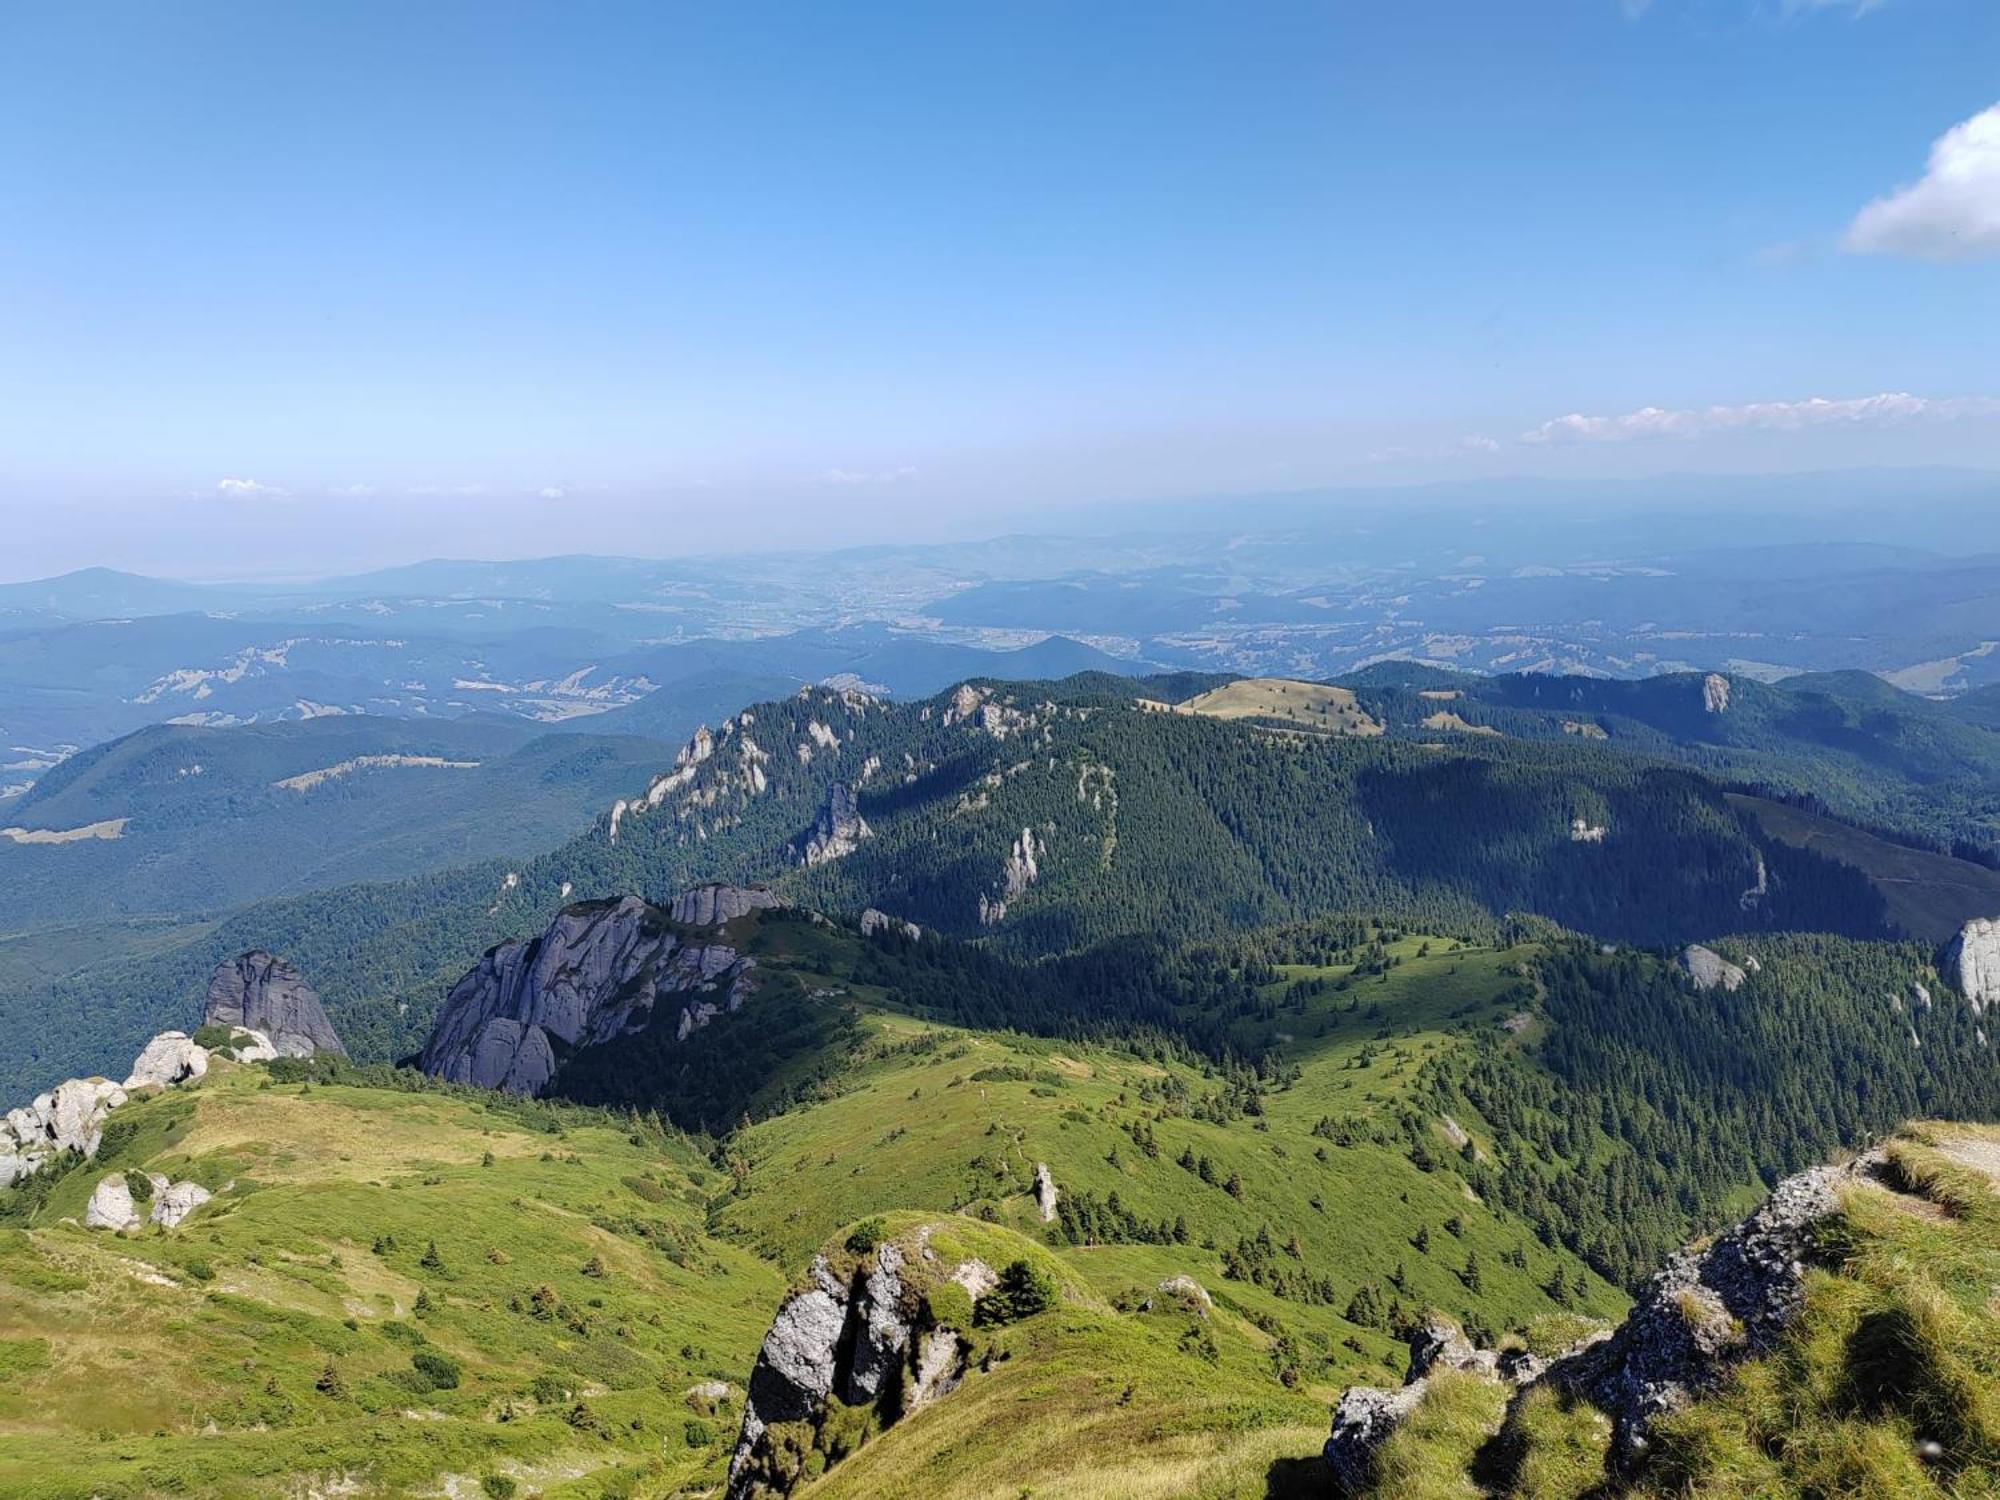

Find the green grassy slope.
[{"left": 0, "top": 1062, "right": 783, "bottom": 1500}]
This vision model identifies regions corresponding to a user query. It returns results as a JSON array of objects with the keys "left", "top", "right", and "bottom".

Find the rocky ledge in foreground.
[
  {"left": 419, "top": 884, "right": 781, "bottom": 1095},
  {"left": 1325, "top": 1152, "right": 1871, "bottom": 1492}
]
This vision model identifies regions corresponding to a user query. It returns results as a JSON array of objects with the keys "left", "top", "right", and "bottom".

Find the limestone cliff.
[
  {"left": 418, "top": 887, "right": 776, "bottom": 1095},
  {"left": 1942, "top": 916, "right": 2000, "bottom": 1015},
  {"left": 204, "top": 951, "right": 347, "bottom": 1057}
]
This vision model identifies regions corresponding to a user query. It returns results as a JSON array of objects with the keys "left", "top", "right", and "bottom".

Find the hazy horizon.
[{"left": 4, "top": 1, "right": 1997, "bottom": 579}]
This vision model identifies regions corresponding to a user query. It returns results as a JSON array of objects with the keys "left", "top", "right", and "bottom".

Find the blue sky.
[{"left": 1, "top": 0, "right": 1995, "bottom": 576}]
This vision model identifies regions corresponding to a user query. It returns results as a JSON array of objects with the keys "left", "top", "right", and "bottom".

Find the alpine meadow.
[{"left": 5, "top": 4, "right": 2000, "bottom": 1498}]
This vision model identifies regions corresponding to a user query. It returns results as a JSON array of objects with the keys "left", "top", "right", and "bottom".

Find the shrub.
[
  {"left": 191, "top": 1023, "right": 233, "bottom": 1049},
  {"left": 410, "top": 1349, "right": 460, "bottom": 1391},
  {"left": 975, "top": 1259, "right": 1058, "bottom": 1326},
  {"left": 684, "top": 1417, "right": 715, "bottom": 1448},
  {"left": 123, "top": 1171, "right": 154, "bottom": 1203},
  {"left": 530, "top": 1373, "right": 571, "bottom": 1404},
  {"left": 844, "top": 1218, "right": 888, "bottom": 1255},
  {"left": 480, "top": 1478, "right": 517, "bottom": 1500}
]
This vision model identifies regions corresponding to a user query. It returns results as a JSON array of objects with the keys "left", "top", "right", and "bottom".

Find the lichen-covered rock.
[
  {"left": 421, "top": 893, "right": 763, "bottom": 1094},
  {"left": 204, "top": 951, "right": 346, "bottom": 1057},
  {"left": 1564, "top": 1157, "right": 1855, "bottom": 1445},
  {"left": 1326, "top": 1380, "right": 1430, "bottom": 1493},
  {"left": 1943, "top": 917, "right": 2000, "bottom": 1015},
  {"left": 41, "top": 1078, "right": 126, "bottom": 1157},
  {"left": 1680, "top": 944, "right": 1747, "bottom": 993},
  {"left": 124, "top": 1031, "right": 208, "bottom": 1091}
]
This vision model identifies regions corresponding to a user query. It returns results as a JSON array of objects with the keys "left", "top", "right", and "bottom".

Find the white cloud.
[
  {"left": 1520, "top": 392, "right": 2000, "bottom": 444},
  {"left": 537, "top": 486, "right": 567, "bottom": 501},
  {"left": 1458, "top": 434, "right": 1501, "bottom": 453},
  {"left": 819, "top": 465, "right": 918, "bottom": 486},
  {"left": 215, "top": 477, "right": 285, "bottom": 499},
  {"left": 1845, "top": 102, "right": 2000, "bottom": 261}
]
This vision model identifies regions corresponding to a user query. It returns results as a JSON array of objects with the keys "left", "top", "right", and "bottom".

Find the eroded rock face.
[
  {"left": 728, "top": 1237, "right": 991, "bottom": 1499},
  {"left": 124, "top": 1031, "right": 209, "bottom": 1091},
  {"left": 670, "top": 883, "right": 785, "bottom": 927},
  {"left": 802, "top": 783, "right": 870, "bottom": 866},
  {"left": 1680, "top": 944, "right": 1747, "bottom": 993},
  {"left": 420, "top": 893, "right": 764, "bottom": 1095},
  {"left": 1569, "top": 1158, "right": 1854, "bottom": 1443},
  {"left": 1943, "top": 917, "right": 2000, "bottom": 1015},
  {"left": 1323, "top": 1158, "right": 1862, "bottom": 1487},
  {"left": 204, "top": 952, "right": 346, "bottom": 1057}
]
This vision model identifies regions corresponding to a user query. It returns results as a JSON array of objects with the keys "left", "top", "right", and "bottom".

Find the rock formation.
[
  {"left": 1942, "top": 917, "right": 2000, "bottom": 1015},
  {"left": 1325, "top": 1155, "right": 1864, "bottom": 1488},
  {"left": 1679, "top": 944, "right": 1746, "bottom": 993},
  {"left": 84, "top": 1171, "right": 213, "bottom": 1231},
  {"left": 670, "top": 882, "right": 785, "bottom": 927},
  {"left": 420, "top": 891, "right": 768, "bottom": 1095},
  {"left": 801, "top": 782, "right": 870, "bottom": 866},
  {"left": 1, "top": 1023, "right": 282, "bottom": 1190},
  {"left": 1, "top": 1077, "right": 126, "bottom": 1185},
  {"left": 124, "top": 1031, "right": 208, "bottom": 1091},
  {"left": 204, "top": 951, "right": 346, "bottom": 1057},
  {"left": 859, "top": 908, "right": 921, "bottom": 942},
  {"left": 1034, "top": 1161, "right": 1059, "bottom": 1222},
  {"left": 728, "top": 1231, "right": 994, "bottom": 1499},
  {"left": 1702, "top": 673, "right": 1731, "bottom": 713}
]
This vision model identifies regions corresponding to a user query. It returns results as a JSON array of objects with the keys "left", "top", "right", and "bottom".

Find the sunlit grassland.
[{"left": 0, "top": 1062, "right": 783, "bottom": 1499}]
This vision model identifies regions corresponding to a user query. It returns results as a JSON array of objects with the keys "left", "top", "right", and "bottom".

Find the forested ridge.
[{"left": 3, "top": 668, "right": 1983, "bottom": 1105}]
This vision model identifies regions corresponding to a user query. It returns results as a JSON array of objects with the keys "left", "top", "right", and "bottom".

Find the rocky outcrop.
[
  {"left": 204, "top": 952, "right": 346, "bottom": 1057},
  {"left": 728, "top": 1232, "right": 995, "bottom": 1499},
  {"left": 1942, "top": 917, "right": 2000, "bottom": 1015},
  {"left": 420, "top": 893, "right": 764, "bottom": 1095},
  {"left": 859, "top": 908, "right": 921, "bottom": 942},
  {"left": 1679, "top": 944, "right": 1746, "bottom": 993},
  {"left": 86, "top": 1173, "right": 141, "bottom": 1230},
  {"left": 801, "top": 783, "right": 870, "bottom": 866},
  {"left": 1034, "top": 1161, "right": 1059, "bottom": 1222},
  {"left": 1324, "top": 1157, "right": 1863, "bottom": 1489},
  {"left": 1, "top": 1076, "right": 127, "bottom": 1185},
  {"left": 1566, "top": 1157, "right": 1855, "bottom": 1446},
  {"left": 2, "top": 1022, "right": 285, "bottom": 1188},
  {"left": 979, "top": 827, "right": 1043, "bottom": 926},
  {"left": 124, "top": 1031, "right": 208, "bottom": 1091},
  {"left": 150, "top": 1178, "right": 212, "bottom": 1227},
  {"left": 84, "top": 1171, "right": 213, "bottom": 1231},
  {"left": 670, "top": 882, "right": 785, "bottom": 927},
  {"left": 1702, "top": 673, "right": 1731, "bottom": 713}
]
